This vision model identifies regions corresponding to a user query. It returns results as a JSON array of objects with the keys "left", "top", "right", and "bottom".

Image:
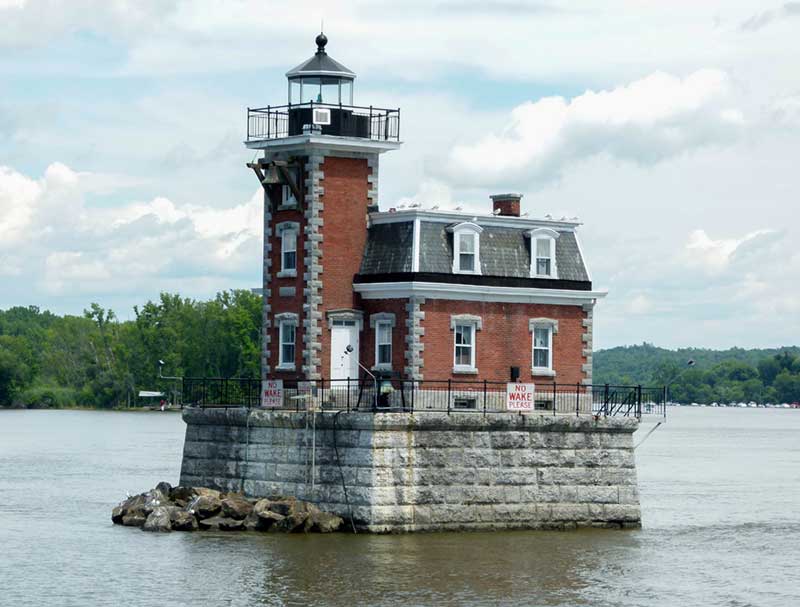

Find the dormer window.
[
  {"left": 527, "top": 228, "right": 560, "bottom": 279},
  {"left": 448, "top": 222, "right": 483, "bottom": 275}
]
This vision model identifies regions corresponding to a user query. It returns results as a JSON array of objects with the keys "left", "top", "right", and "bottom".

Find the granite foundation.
[{"left": 179, "top": 408, "right": 641, "bottom": 532}]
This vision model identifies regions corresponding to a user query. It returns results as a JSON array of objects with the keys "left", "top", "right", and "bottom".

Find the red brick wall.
[
  {"left": 419, "top": 300, "right": 587, "bottom": 384},
  {"left": 360, "top": 299, "right": 409, "bottom": 374},
  {"left": 317, "top": 156, "right": 371, "bottom": 379}
]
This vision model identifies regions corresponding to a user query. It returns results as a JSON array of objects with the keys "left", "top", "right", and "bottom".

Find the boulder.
[
  {"left": 221, "top": 496, "right": 254, "bottom": 520},
  {"left": 143, "top": 489, "right": 169, "bottom": 515},
  {"left": 253, "top": 499, "right": 287, "bottom": 530},
  {"left": 198, "top": 515, "right": 243, "bottom": 531},
  {"left": 169, "top": 486, "right": 198, "bottom": 507},
  {"left": 143, "top": 506, "right": 173, "bottom": 532},
  {"left": 307, "top": 510, "right": 344, "bottom": 533},
  {"left": 170, "top": 509, "right": 199, "bottom": 531},
  {"left": 276, "top": 501, "right": 311, "bottom": 533},
  {"left": 121, "top": 511, "right": 147, "bottom": 528},
  {"left": 189, "top": 495, "right": 222, "bottom": 519},
  {"left": 241, "top": 513, "right": 261, "bottom": 532},
  {"left": 194, "top": 487, "right": 222, "bottom": 500},
  {"left": 155, "top": 481, "right": 173, "bottom": 496}
]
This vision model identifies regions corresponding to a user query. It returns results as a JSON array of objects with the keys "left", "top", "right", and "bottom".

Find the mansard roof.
[{"left": 358, "top": 211, "right": 592, "bottom": 288}]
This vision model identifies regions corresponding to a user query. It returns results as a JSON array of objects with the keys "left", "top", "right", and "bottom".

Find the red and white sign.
[
  {"left": 261, "top": 379, "right": 284, "bottom": 408},
  {"left": 506, "top": 382, "right": 535, "bottom": 411}
]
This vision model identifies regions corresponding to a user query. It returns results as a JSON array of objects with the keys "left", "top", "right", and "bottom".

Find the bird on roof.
[
  {"left": 454, "top": 205, "right": 463, "bottom": 211},
  {"left": 492, "top": 208, "right": 502, "bottom": 215},
  {"left": 397, "top": 203, "right": 406, "bottom": 209},
  {"left": 409, "top": 202, "right": 421, "bottom": 208},
  {"left": 545, "top": 214, "right": 553, "bottom": 220},
  {"left": 570, "top": 216, "right": 579, "bottom": 221},
  {"left": 430, "top": 205, "right": 439, "bottom": 210},
  {"left": 521, "top": 212, "right": 529, "bottom": 217}
]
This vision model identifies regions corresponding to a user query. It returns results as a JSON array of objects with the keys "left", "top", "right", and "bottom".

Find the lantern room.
[{"left": 286, "top": 32, "right": 355, "bottom": 105}]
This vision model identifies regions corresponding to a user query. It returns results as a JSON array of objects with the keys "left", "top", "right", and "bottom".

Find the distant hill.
[{"left": 593, "top": 343, "right": 800, "bottom": 404}]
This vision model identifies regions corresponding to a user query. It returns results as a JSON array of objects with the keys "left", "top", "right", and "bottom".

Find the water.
[{"left": 1, "top": 408, "right": 798, "bottom": 607}]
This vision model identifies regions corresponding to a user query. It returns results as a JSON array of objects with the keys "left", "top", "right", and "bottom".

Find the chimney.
[{"left": 490, "top": 193, "right": 522, "bottom": 217}]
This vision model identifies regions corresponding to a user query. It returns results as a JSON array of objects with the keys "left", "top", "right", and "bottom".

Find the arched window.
[
  {"left": 527, "top": 228, "right": 559, "bottom": 278},
  {"left": 447, "top": 222, "right": 483, "bottom": 275}
]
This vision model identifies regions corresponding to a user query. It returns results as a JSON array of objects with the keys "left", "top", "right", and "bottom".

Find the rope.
[
  {"left": 333, "top": 410, "right": 357, "bottom": 534},
  {"left": 634, "top": 422, "right": 662, "bottom": 450}
]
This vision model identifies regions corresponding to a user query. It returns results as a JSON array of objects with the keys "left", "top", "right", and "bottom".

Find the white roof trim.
[
  {"left": 369, "top": 208, "right": 579, "bottom": 230},
  {"left": 245, "top": 134, "right": 402, "bottom": 154},
  {"left": 526, "top": 227, "right": 560, "bottom": 239},
  {"left": 354, "top": 281, "right": 607, "bottom": 305}
]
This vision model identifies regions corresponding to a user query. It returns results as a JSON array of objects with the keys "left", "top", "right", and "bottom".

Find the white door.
[{"left": 330, "top": 320, "right": 359, "bottom": 380}]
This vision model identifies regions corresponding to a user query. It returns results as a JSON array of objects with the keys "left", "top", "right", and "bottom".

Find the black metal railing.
[
  {"left": 182, "top": 378, "right": 666, "bottom": 420},
  {"left": 246, "top": 102, "right": 400, "bottom": 142}
]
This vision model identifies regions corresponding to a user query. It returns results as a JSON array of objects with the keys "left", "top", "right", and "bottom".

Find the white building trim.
[
  {"left": 369, "top": 208, "right": 580, "bottom": 230},
  {"left": 354, "top": 281, "right": 607, "bottom": 305},
  {"left": 411, "top": 217, "right": 421, "bottom": 272}
]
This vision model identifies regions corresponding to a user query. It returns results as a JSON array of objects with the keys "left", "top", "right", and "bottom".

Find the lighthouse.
[{"left": 245, "top": 33, "right": 401, "bottom": 383}]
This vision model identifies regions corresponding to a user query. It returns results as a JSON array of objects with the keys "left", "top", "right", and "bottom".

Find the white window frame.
[
  {"left": 276, "top": 222, "right": 299, "bottom": 278},
  {"left": 527, "top": 228, "right": 559, "bottom": 279},
  {"left": 529, "top": 318, "right": 558, "bottom": 376},
  {"left": 276, "top": 313, "right": 298, "bottom": 371},
  {"left": 369, "top": 313, "right": 396, "bottom": 371},
  {"left": 448, "top": 222, "right": 483, "bottom": 275},
  {"left": 278, "top": 167, "right": 301, "bottom": 209},
  {"left": 450, "top": 314, "right": 482, "bottom": 374}
]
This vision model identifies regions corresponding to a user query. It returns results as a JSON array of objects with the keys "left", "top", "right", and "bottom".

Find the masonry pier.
[{"left": 179, "top": 408, "right": 641, "bottom": 532}]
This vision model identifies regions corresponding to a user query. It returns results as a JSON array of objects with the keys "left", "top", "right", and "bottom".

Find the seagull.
[
  {"left": 397, "top": 203, "right": 406, "bottom": 209},
  {"left": 560, "top": 216, "right": 567, "bottom": 221},
  {"left": 545, "top": 214, "right": 553, "bottom": 220},
  {"left": 570, "top": 216, "right": 579, "bottom": 221},
  {"left": 409, "top": 202, "right": 421, "bottom": 208},
  {"left": 492, "top": 208, "right": 502, "bottom": 215},
  {"left": 430, "top": 205, "right": 439, "bottom": 210},
  {"left": 454, "top": 205, "right": 463, "bottom": 211},
  {"left": 521, "top": 211, "right": 529, "bottom": 217}
]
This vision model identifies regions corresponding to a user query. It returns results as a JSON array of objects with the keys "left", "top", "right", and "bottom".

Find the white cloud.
[
  {"left": 684, "top": 228, "right": 777, "bottom": 273},
  {"left": 0, "top": 162, "right": 262, "bottom": 305},
  {"left": 438, "top": 69, "right": 743, "bottom": 188}
]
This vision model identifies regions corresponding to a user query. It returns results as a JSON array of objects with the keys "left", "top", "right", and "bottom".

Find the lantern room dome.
[{"left": 286, "top": 33, "right": 356, "bottom": 82}]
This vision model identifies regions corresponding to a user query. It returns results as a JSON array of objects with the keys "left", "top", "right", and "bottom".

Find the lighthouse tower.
[{"left": 245, "top": 33, "right": 401, "bottom": 382}]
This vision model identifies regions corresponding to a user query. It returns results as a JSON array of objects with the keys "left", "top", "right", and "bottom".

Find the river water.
[{"left": 0, "top": 408, "right": 798, "bottom": 607}]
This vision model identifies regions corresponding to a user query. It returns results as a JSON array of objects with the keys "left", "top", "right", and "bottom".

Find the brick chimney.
[{"left": 490, "top": 193, "right": 522, "bottom": 217}]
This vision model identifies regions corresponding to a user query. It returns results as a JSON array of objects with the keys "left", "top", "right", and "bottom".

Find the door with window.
[{"left": 330, "top": 320, "right": 359, "bottom": 380}]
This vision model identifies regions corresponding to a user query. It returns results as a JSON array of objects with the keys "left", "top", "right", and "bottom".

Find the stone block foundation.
[{"left": 179, "top": 408, "right": 641, "bottom": 532}]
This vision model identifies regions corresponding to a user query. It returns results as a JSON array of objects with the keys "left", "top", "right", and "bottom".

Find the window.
[
  {"left": 453, "top": 397, "right": 477, "bottom": 410},
  {"left": 527, "top": 228, "right": 559, "bottom": 278},
  {"left": 529, "top": 318, "right": 557, "bottom": 375},
  {"left": 281, "top": 185, "right": 296, "bottom": 206},
  {"left": 279, "top": 322, "right": 296, "bottom": 369},
  {"left": 458, "top": 233, "right": 476, "bottom": 272},
  {"left": 276, "top": 313, "right": 298, "bottom": 370},
  {"left": 375, "top": 321, "right": 392, "bottom": 367},
  {"left": 281, "top": 230, "right": 297, "bottom": 272},
  {"left": 370, "top": 313, "right": 396, "bottom": 370},
  {"left": 535, "top": 238, "right": 553, "bottom": 276},
  {"left": 276, "top": 222, "right": 299, "bottom": 277},
  {"left": 449, "top": 222, "right": 483, "bottom": 274},
  {"left": 451, "top": 314, "right": 481, "bottom": 373},
  {"left": 533, "top": 327, "right": 551, "bottom": 369},
  {"left": 454, "top": 324, "right": 474, "bottom": 368}
]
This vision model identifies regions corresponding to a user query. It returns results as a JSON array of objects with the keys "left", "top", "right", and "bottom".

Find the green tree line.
[
  {"left": 594, "top": 343, "right": 800, "bottom": 404},
  {"left": 0, "top": 291, "right": 261, "bottom": 408}
]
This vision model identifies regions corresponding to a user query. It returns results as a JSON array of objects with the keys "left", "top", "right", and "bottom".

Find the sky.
[{"left": 0, "top": 0, "right": 798, "bottom": 350}]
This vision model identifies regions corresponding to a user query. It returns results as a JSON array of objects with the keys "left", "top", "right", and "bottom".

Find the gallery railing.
[
  {"left": 246, "top": 102, "right": 400, "bottom": 142},
  {"left": 182, "top": 378, "right": 666, "bottom": 420}
]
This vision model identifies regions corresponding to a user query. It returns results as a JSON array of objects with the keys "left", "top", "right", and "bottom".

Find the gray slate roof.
[{"left": 359, "top": 221, "right": 590, "bottom": 282}]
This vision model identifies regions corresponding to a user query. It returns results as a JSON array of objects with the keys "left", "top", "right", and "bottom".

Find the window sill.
[
  {"left": 530, "top": 273, "right": 557, "bottom": 279},
  {"left": 276, "top": 364, "right": 296, "bottom": 372},
  {"left": 278, "top": 203, "right": 299, "bottom": 211},
  {"left": 277, "top": 270, "right": 297, "bottom": 278},
  {"left": 372, "top": 364, "right": 393, "bottom": 372},
  {"left": 452, "top": 366, "right": 478, "bottom": 375},
  {"left": 453, "top": 270, "right": 482, "bottom": 276},
  {"left": 531, "top": 368, "right": 556, "bottom": 377}
]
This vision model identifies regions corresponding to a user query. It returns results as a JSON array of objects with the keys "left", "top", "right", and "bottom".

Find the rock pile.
[{"left": 111, "top": 482, "right": 343, "bottom": 533}]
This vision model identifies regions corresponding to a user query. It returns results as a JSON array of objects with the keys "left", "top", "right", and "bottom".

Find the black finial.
[{"left": 315, "top": 32, "right": 328, "bottom": 54}]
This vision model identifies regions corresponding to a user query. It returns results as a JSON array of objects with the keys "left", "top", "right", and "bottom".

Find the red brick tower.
[{"left": 245, "top": 33, "right": 401, "bottom": 382}]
